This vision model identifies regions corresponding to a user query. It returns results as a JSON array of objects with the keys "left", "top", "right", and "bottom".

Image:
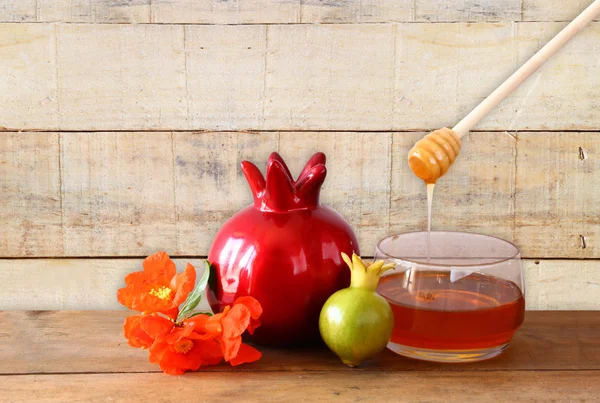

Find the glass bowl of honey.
[{"left": 375, "top": 231, "right": 525, "bottom": 363}]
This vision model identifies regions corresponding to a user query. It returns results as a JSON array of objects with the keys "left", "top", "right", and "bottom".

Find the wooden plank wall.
[{"left": 0, "top": 0, "right": 598, "bottom": 310}]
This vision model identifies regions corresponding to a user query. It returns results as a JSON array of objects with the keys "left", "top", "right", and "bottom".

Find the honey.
[
  {"left": 408, "top": 127, "right": 461, "bottom": 184},
  {"left": 378, "top": 271, "right": 525, "bottom": 351}
]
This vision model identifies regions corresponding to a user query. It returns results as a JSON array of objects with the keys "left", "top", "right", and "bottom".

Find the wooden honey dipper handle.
[
  {"left": 408, "top": 0, "right": 600, "bottom": 184},
  {"left": 453, "top": 0, "right": 600, "bottom": 137}
]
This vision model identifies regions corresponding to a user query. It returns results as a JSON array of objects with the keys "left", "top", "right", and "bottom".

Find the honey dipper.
[{"left": 408, "top": 0, "right": 600, "bottom": 184}]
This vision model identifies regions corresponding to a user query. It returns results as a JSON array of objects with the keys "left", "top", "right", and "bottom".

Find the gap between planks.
[
  {"left": 0, "top": 20, "right": 596, "bottom": 26},
  {"left": 2, "top": 369, "right": 600, "bottom": 377},
  {"left": 1, "top": 257, "right": 600, "bottom": 260},
  {"left": 1, "top": 129, "right": 600, "bottom": 134}
]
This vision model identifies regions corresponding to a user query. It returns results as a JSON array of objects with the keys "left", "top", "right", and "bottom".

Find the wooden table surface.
[{"left": 1, "top": 311, "right": 599, "bottom": 402}]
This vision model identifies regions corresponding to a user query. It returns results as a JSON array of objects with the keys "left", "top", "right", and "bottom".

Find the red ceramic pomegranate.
[{"left": 207, "top": 152, "right": 359, "bottom": 346}]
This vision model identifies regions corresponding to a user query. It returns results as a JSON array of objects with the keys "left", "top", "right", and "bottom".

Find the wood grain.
[
  {"left": 522, "top": 0, "right": 600, "bottom": 22},
  {"left": 264, "top": 24, "right": 395, "bottom": 131},
  {"left": 1, "top": 311, "right": 599, "bottom": 374},
  {"left": 0, "top": 24, "right": 58, "bottom": 129},
  {"left": 0, "top": 259, "right": 597, "bottom": 310},
  {"left": 0, "top": 0, "right": 35, "bottom": 22},
  {"left": 1, "top": 131, "right": 598, "bottom": 258},
  {"left": 185, "top": 25, "right": 267, "bottom": 130},
  {"left": 299, "top": 0, "right": 414, "bottom": 23},
  {"left": 2, "top": 0, "right": 598, "bottom": 23},
  {"left": 416, "top": 0, "right": 520, "bottom": 22},
  {"left": 60, "top": 132, "right": 177, "bottom": 256},
  {"left": 1, "top": 371, "right": 598, "bottom": 402},
  {"left": 37, "top": 0, "right": 151, "bottom": 23},
  {"left": 0, "top": 258, "right": 210, "bottom": 311},
  {"left": 0, "top": 133, "right": 63, "bottom": 257},
  {"left": 1, "top": 22, "right": 598, "bottom": 131},
  {"left": 56, "top": 24, "right": 188, "bottom": 130},
  {"left": 152, "top": 0, "right": 303, "bottom": 24},
  {"left": 525, "top": 260, "right": 600, "bottom": 310},
  {"left": 173, "top": 131, "right": 278, "bottom": 256},
  {"left": 515, "top": 132, "right": 599, "bottom": 258}
]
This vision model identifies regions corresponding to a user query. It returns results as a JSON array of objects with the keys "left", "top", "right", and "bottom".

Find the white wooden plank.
[
  {"left": 152, "top": 0, "right": 301, "bottom": 24},
  {"left": 353, "top": 0, "right": 415, "bottom": 23},
  {"left": 491, "top": 22, "right": 600, "bottom": 131},
  {"left": 1, "top": 131, "right": 599, "bottom": 258},
  {"left": 173, "top": 131, "right": 278, "bottom": 255},
  {"left": 2, "top": 0, "right": 598, "bottom": 24},
  {"left": 37, "top": 0, "right": 150, "bottom": 23},
  {"left": 515, "top": 132, "right": 599, "bottom": 259},
  {"left": 0, "top": 133, "right": 63, "bottom": 257},
  {"left": 0, "top": 0, "right": 35, "bottom": 22},
  {"left": 1, "top": 22, "right": 599, "bottom": 131},
  {"left": 390, "top": 131, "right": 516, "bottom": 243},
  {"left": 0, "top": 258, "right": 596, "bottom": 310},
  {"left": 300, "top": 0, "right": 414, "bottom": 23},
  {"left": 0, "top": 24, "right": 58, "bottom": 130},
  {"left": 524, "top": 259, "right": 600, "bottom": 310},
  {"left": 185, "top": 25, "right": 267, "bottom": 130},
  {"left": 523, "top": 0, "right": 600, "bottom": 22},
  {"left": 415, "top": 0, "right": 521, "bottom": 22},
  {"left": 56, "top": 24, "right": 187, "bottom": 130},
  {"left": 395, "top": 21, "right": 600, "bottom": 132},
  {"left": 279, "top": 132, "right": 392, "bottom": 251},
  {"left": 0, "top": 258, "right": 210, "bottom": 310},
  {"left": 393, "top": 23, "right": 517, "bottom": 131},
  {"left": 60, "top": 132, "right": 177, "bottom": 256},
  {"left": 264, "top": 24, "right": 395, "bottom": 130}
]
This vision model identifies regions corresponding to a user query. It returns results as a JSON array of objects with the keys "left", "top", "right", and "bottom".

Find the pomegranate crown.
[{"left": 241, "top": 152, "right": 327, "bottom": 212}]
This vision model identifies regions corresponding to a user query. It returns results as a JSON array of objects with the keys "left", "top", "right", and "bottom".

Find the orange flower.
[
  {"left": 118, "top": 253, "right": 263, "bottom": 375},
  {"left": 122, "top": 297, "right": 263, "bottom": 375},
  {"left": 138, "top": 315, "right": 222, "bottom": 375},
  {"left": 117, "top": 252, "right": 195, "bottom": 318},
  {"left": 193, "top": 297, "right": 263, "bottom": 365},
  {"left": 233, "top": 296, "right": 263, "bottom": 335},
  {"left": 123, "top": 315, "right": 154, "bottom": 349}
]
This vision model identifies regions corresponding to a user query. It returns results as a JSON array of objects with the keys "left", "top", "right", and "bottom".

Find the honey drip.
[{"left": 426, "top": 183, "right": 435, "bottom": 262}]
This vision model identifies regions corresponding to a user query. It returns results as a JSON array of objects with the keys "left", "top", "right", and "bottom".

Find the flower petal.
[
  {"left": 221, "top": 304, "right": 251, "bottom": 339},
  {"left": 233, "top": 296, "right": 263, "bottom": 335},
  {"left": 187, "top": 332, "right": 215, "bottom": 341},
  {"left": 116, "top": 285, "right": 137, "bottom": 310},
  {"left": 143, "top": 252, "right": 176, "bottom": 285},
  {"left": 164, "top": 323, "right": 194, "bottom": 344},
  {"left": 246, "top": 318, "right": 261, "bottom": 335},
  {"left": 229, "top": 343, "right": 262, "bottom": 366},
  {"left": 123, "top": 315, "right": 154, "bottom": 349},
  {"left": 163, "top": 307, "right": 180, "bottom": 320},
  {"left": 159, "top": 343, "right": 204, "bottom": 374},
  {"left": 134, "top": 289, "right": 174, "bottom": 314},
  {"left": 140, "top": 315, "right": 174, "bottom": 341},
  {"left": 159, "top": 363, "right": 186, "bottom": 376},
  {"left": 233, "top": 296, "right": 263, "bottom": 319},
  {"left": 148, "top": 340, "right": 169, "bottom": 365},
  {"left": 170, "top": 263, "right": 196, "bottom": 308},
  {"left": 220, "top": 335, "right": 242, "bottom": 362},
  {"left": 194, "top": 339, "right": 223, "bottom": 366},
  {"left": 203, "top": 314, "right": 223, "bottom": 336},
  {"left": 124, "top": 271, "right": 150, "bottom": 286},
  {"left": 184, "top": 314, "right": 210, "bottom": 331}
]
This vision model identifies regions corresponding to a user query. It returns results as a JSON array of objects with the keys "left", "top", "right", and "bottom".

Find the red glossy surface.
[{"left": 207, "top": 152, "right": 359, "bottom": 346}]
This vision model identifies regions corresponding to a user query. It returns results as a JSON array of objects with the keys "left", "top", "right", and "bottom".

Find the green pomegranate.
[{"left": 319, "top": 252, "right": 395, "bottom": 366}]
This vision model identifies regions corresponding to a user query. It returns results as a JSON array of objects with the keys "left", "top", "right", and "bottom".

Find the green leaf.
[{"left": 177, "top": 261, "right": 212, "bottom": 321}]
